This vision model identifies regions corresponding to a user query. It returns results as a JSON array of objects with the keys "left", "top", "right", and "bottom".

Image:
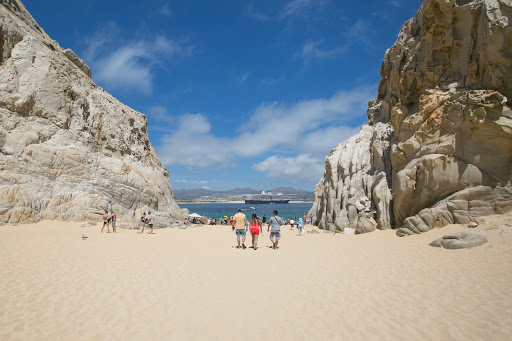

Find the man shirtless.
[
  {"left": 111, "top": 210, "right": 117, "bottom": 233},
  {"left": 101, "top": 211, "right": 110, "bottom": 233}
]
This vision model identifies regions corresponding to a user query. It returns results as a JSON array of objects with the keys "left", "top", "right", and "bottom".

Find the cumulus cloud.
[
  {"left": 159, "top": 113, "right": 232, "bottom": 166},
  {"left": 83, "top": 25, "right": 194, "bottom": 94},
  {"left": 253, "top": 154, "right": 326, "bottom": 183},
  {"left": 157, "top": 87, "right": 373, "bottom": 171}
]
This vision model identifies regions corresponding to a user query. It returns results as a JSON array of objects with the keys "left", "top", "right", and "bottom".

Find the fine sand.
[{"left": 1, "top": 213, "right": 511, "bottom": 340}]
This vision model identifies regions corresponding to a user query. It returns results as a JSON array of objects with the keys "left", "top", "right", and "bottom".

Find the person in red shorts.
[{"left": 249, "top": 213, "right": 261, "bottom": 250}]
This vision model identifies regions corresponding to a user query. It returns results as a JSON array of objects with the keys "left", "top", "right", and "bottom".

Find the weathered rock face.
[
  {"left": 310, "top": 0, "right": 512, "bottom": 235},
  {"left": 0, "top": 0, "right": 186, "bottom": 225}
]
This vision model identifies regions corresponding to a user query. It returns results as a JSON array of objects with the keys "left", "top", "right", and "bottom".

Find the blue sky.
[{"left": 24, "top": 0, "right": 422, "bottom": 191}]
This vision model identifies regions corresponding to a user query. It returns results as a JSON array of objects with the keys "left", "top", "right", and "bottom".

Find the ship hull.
[{"left": 245, "top": 199, "right": 290, "bottom": 204}]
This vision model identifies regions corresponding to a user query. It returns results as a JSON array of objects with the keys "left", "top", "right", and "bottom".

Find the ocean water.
[{"left": 178, "top": 202, "right": 313, "bottom": 221}]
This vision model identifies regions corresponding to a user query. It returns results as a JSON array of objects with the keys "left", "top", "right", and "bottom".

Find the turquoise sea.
[{"left": 178, "top": 202, "right": 313, "bottom": 221}]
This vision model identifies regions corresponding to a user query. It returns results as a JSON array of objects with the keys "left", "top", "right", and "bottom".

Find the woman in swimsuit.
[{"left": 249, "top": 213, "right": 261, "bottom": 250}]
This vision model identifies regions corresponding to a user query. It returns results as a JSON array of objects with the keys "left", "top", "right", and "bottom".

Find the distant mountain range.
[{"left": 174, "top": 187, "right": 314, "bottom": 202}]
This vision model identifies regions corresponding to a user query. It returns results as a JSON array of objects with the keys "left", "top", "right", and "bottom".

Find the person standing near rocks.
[
  {"left": 139, "top": 212, "right": 146, "bottom": 234},
  {"left": 233, "top": 209, "right": 248, "bottom": 249},
  {"left": 147, "top": 211, "right": 154, "bottom": 234},
  {"left": 101, "top": 210, "right": 110, "bottom": 233},
  {"left": 268, "top": 210, "right": 282, "bottom": 249},
  {"left": 111, "top": 210, "right": 117, "bottom": 233}
]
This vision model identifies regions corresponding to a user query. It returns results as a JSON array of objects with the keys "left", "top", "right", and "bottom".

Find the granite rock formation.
[
  {"left": 0, "top": 0, "right": 186, "bottom": 225},
  {"left": 310, "top": 0, "right": 512, "bottom": 235}
]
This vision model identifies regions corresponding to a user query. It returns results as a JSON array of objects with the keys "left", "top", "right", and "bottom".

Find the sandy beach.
[{"left": 1, "top": 214, "right": 511, "bottom": 340}]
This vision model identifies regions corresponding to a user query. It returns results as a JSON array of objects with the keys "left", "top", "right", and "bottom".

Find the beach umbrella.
[{"left": 188, "top": 213, "right": 202, "bottom": 218}]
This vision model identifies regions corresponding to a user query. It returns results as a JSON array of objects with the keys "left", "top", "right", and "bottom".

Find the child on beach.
[
  {"left": 249, "top": 213, "right": 261, "bottom": 250},
  {"left": 297, "top": 218, "right": 304, "bottom": 235}
]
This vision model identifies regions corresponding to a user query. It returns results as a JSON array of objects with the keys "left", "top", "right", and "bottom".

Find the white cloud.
[
  {"left": 299, "top": 125, "right": 362, "bottom": 155},
  {"left": 243, "top": 2, "right": 274, "bottom": 21},
  {"left": 161, "top": 2, "right": 172, "bottom": 16},
  {"left": 346, "top": 19, "right": 373, "bottom": 47},
  {"left": 244, "top": 0, "right": 325, "bottom": 22},
  {"left": 159, "top": 113, "right": 232, "bottom": 166},
  {"left": 146, "top": 105, "right": 174, "bottom": 124},
  {"left": 280, "top": 0, "right": 315, "bottom": 19},
  {"left": 253, "top": 154, "right": 326, "bottom": 183},
  {"left": 83, "top": 25, "right": 194, "bottom": 94},
  {"left": 238, "top": 72, "right": 250, "bottom": 84},
  {"left": 157, "top": 87, "right": 372, "bottom": 170},
  {"left": 300, "top": 40, "right": 348, "bottom": 61}
]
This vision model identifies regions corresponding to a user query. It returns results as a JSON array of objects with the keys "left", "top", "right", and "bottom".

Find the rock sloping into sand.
[
  {"left": 430, "top": 232, "right": 488, "bottom": 249},
  {"left": 309, "top": 0, "right": 512, "bottom": 235},
  {"left": 0, "top": 0, "right": 186, "bottom": 225}
]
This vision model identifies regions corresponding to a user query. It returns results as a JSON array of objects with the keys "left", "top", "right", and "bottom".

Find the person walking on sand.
[
  {"left": 268, "top": 210, "right": 283, "bottom": 250},
  {"left": 249, "top": 213, "right": 261, "bottom": 250},
  {"left": 297, "top": 218, "right": 304, "bottom": 235},
  {"left": 290, "top": 217, "right": 295, "bottom": 230},
  {"left": 111, "top": 210, "right": 117, "bottom": 233},
  {"left": 139, "top": 212, "right": 146, "bottom": 234},
  {"left": 147, "top": 211, "right": 154, "bottom": 234},
  {"left": 233, "top": 209, "right": 248, "bottom": 249}
]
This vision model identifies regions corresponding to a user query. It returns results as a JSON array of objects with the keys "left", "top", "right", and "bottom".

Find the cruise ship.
[{"left": 244, "top": 191, "right": 290, "bottom": 204}]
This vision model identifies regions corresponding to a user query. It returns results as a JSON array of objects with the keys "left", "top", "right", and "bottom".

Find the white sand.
[{"left": 1, "top": 213, "right": 511, "bottom": 340}]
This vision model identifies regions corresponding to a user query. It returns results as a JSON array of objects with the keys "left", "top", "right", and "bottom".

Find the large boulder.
[
  {"left": 310, "top": 0, "right": 512, "bottom": 236},
  {"left": 0, "top": 1, "right": 186, "bottom": 226},
  {"left": 430, "top": 232, "right": 488, "bottom": 249}
]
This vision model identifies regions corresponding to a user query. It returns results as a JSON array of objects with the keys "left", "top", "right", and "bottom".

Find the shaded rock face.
[
  {"left": 0, "top": 0, "right": 186, "bottom": 225},
  {"left": 310, "top": 0, "right": 512, "bottom": 235}
]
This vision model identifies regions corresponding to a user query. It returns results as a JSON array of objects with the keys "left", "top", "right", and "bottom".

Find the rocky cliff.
[
  {"left": 0, "top": 0, "right": 186, "bottom": 225},
  {"left": 309, "top": 0, "right": 512, "bottom": 235}
]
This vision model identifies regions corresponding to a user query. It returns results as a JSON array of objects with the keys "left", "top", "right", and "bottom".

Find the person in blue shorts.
[
  {"left": 233, "top": 209, "right": 248, "bottom": 249},
  {"left": 267, "top": 210, "right": 283, "bottom": 249}
]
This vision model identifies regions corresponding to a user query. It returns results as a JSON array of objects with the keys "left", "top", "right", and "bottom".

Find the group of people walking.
[{"left": 232, "top": 209, "right": 284, "bottom": 250}]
